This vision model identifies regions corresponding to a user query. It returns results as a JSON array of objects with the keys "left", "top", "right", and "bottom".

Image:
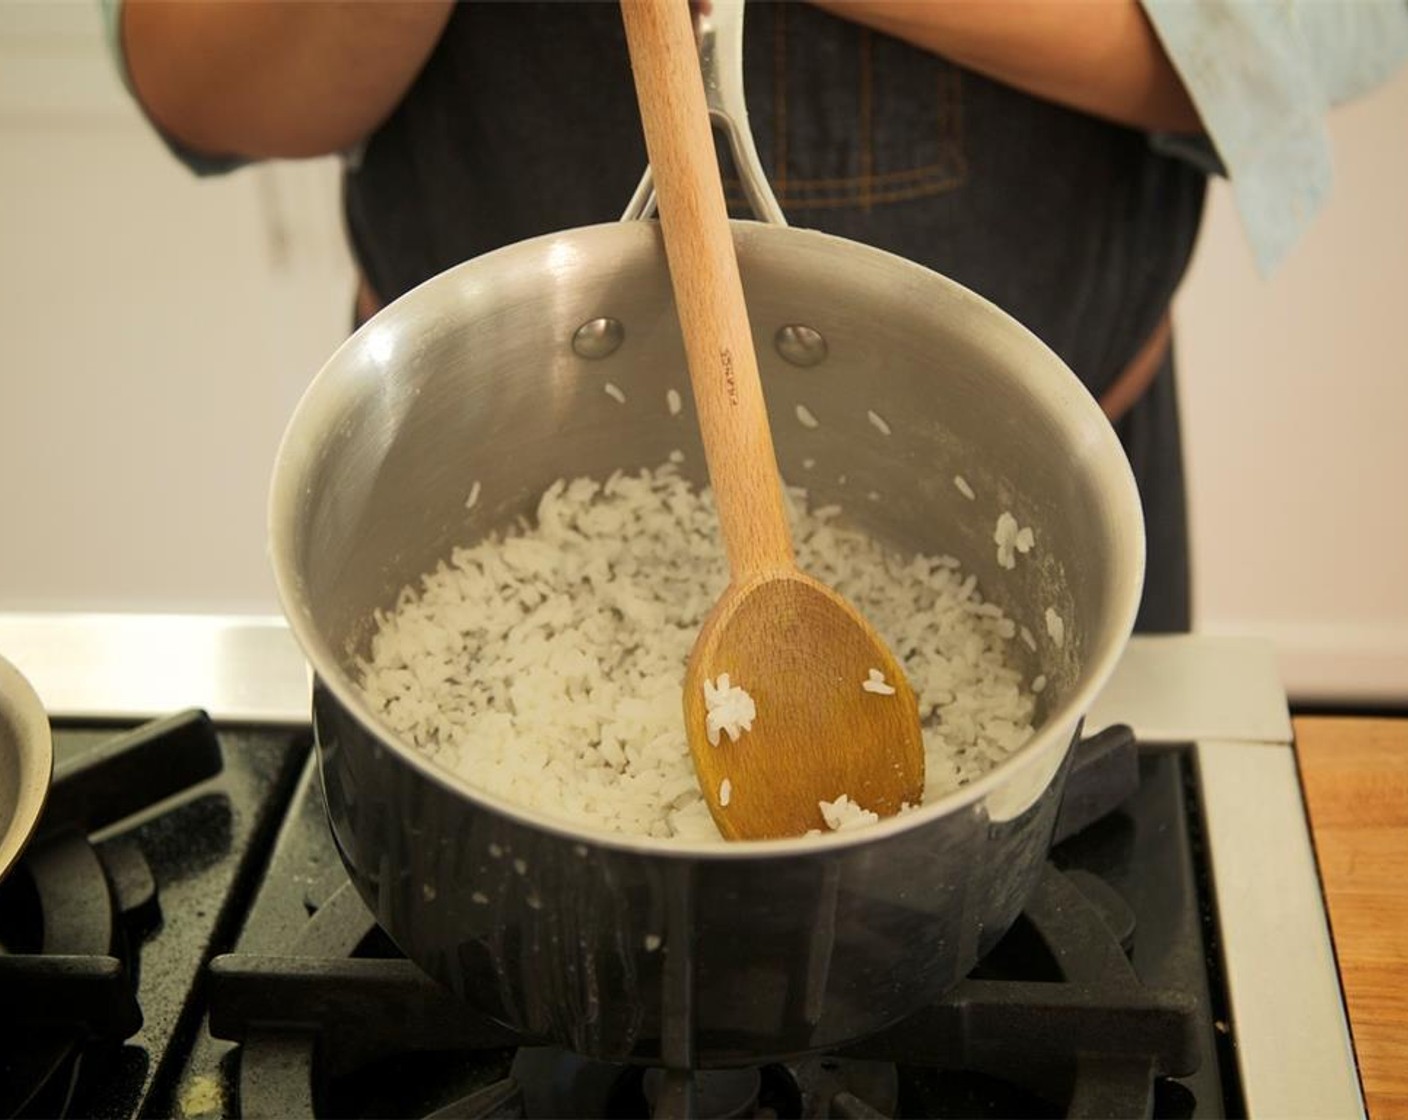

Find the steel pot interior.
[{"left": 269, "top": 219, "right": 1144, "bottom": 853}]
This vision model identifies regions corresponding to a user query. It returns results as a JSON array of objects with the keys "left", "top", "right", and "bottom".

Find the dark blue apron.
[{"left": 345, "top": 2, "right": 1205, "bottom": 632}]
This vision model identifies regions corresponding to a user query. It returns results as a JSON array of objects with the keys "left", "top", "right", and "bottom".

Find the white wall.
[
  {"left": 1, "top": 3, "right": 1404, "bottom": 703},
  {"left": 0, "top": 1, "right": 354, "bottom": 614},
  {"left": 1176, "top": 67, "right": 1408, "bottom": 703}
]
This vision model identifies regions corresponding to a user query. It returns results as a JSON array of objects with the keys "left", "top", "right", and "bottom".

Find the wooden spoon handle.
[{"left": 621, "top": 0, "right": 794, "bottom": 580}]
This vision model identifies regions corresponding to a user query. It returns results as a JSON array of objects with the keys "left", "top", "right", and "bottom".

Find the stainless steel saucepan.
[{"left": 268, "top": 0, "right": 1144, "bottom": 1065}]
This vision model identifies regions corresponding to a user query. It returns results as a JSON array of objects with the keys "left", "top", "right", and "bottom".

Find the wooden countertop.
[{"left": 1295, "top": 717, "right": 1408, "bottom": 1120}]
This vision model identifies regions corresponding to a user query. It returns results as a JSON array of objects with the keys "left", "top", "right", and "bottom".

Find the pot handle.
[{"left": 621, "top": 0, "right": 787, "bottom": 227}]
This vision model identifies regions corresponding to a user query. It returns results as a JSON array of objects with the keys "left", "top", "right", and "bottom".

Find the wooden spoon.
[{"left": 620, "top": 0, "right": 924, "bottom": 840}]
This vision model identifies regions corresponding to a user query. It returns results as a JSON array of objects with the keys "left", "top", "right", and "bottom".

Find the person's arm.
[
  {"left": 809, "top": 0, "right": 1201, "bottom": 134},
  {"left": 121, "top": 1, "right": 455, "bottom": 161}
]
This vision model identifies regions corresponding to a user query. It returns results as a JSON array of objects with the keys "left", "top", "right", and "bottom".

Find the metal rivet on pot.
[
  {"left": 572, "top": 318, "right": 625, "bottom": 360},
  {"left": 775, "top": 324, "right": 828, "bottom": 368}
]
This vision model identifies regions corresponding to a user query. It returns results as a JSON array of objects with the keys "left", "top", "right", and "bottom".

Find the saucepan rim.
[{"left": 269, "top": 218, "right": 1145, "bottom": 860}]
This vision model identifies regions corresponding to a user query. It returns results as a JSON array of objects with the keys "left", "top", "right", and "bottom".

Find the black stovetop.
[
  {"left": 0, "top": 717, "right": 1240, "bottom": 1119},
  {"left": 0, "top": 713, "right": 308, "bottom": 1119}
]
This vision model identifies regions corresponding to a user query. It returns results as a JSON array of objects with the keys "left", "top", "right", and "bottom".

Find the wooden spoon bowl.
[{"left": 685, "top": 571, "right": 923, "bottom": 839}]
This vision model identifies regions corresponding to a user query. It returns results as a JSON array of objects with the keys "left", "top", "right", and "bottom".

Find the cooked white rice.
[
  {"left": 954, "top": 475, "right": 976, "bottom": 501},
  {"left": 820, "top": 794, "right": 880, "bottom": 831},
  {"left": 994, "top": 512, "right": 1035, "bottom": 570},
  {"left": 795, "top": 404, "right": 820, "bottom": 429},
  {"left": 861, "top": 668, "right": 896, "bottom": 696},
  {"left": 702, "top": 674, "right": 756, "bottom": 747},
  {"left": 357, "top": 463, "right": 1037, "bottom": 841},
  {"left": 604, "top": 382, "right": 626, "bottom": 404},
  {"left": 666, "top": 388, "right": 683, "bottom": 416},
  {"left": 867, "top": 410, "right": 892, "bottom": 436}
]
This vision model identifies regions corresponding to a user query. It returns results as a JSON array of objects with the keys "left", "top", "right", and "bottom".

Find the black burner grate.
[
  {"left": 206, "top": 863, "right": 1197, "bottom": 1119},
  {"left": 0, "top": 711, "right": 223, "bottom": 1117},
  {"left": 177, "top": 730, "right": 1234, "bottom": 1119}
]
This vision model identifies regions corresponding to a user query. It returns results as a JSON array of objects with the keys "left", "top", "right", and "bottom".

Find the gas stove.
[{"left": 0, "top": 616, "right": 1364, "bottom": 1118}]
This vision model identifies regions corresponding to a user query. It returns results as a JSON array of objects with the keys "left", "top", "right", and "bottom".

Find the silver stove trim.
[
  {"left": 0, "top": 612, "right": 1364, "bottom": 1113},
  {"left": 1085, "top": 634, "right": 1293, "bottom": 745},
  {"left": 0, "top": 612, "right": 310, "bottom": 725},
  {"left": 1196, "top": 740, "right": 1364, "bottom": 1119}
]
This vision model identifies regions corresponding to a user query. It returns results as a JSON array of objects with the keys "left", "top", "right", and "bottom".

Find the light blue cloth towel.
[{"left": 1144, "top": 0, "right": 1408, "bottom": 273}]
